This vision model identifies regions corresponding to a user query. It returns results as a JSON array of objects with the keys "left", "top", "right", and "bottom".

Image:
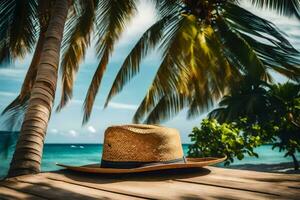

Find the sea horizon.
[{"left": 1, "top": 143, "right": 299, "bottom": 179}]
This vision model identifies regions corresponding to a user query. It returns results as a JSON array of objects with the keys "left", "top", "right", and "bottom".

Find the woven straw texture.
[{"left": 102, "top": 124, "right": 184, "bottom": 162}]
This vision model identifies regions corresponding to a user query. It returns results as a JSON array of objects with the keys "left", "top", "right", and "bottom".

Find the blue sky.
[{"left": 0, "top": 1, "right": 299, "bottom": 143}]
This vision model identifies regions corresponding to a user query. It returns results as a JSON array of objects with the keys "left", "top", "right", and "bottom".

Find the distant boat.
[{"left": 70, "top": 145, "right": 84, "bottom": 149}]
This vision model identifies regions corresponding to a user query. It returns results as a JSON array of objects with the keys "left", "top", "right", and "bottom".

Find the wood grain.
[{"left": 1, "top": 167, "right": 299, "bottom": 200}]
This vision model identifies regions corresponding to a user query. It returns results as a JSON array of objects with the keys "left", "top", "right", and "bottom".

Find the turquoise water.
[{"left": 1, "top": 144, "right": 299, "bottom": 179}]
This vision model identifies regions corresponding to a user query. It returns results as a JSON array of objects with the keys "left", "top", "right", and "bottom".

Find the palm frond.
[
  {"left": 0, "top": 0, "right": 15, "bottom": 64},
  {"left": 239, "top": 32, "right": 300, "bottom": 81},
  {"left": 1, "top": 32, "right": 45, "bottom": 132},
  {"left": 223, "top": 3, "right": 300, "bottom": 80},
  {"left": 224, "top": 3, "right": 296, "bottom": 51},
  {"left": 185, "top": 25, "right": 242, "bottom": 119},
  {"left": 132, "top": 16, "right": 186, "bottom": 123},
  {"left": 0, "top": 1, "right": 52, "bottom": 131},
  {"left": 134, "top": 16, "right": 235, "bottom": 123},
  {"left": 154, "top": 0, "right": 182, "bottom": 18},
  {"left": 134, "top": 1, "right": 300, "bottom": 125},
  {"left": 0, "top": 0, "right": 38, "bottom": 65},
  {"left": 104, "top": 14, "right": 177, "bottom": 107},
  {"left": 216, "top": 16, "right": 269, "bottom": 80},
  {"left": 144, "top": 92, "right": 188, "bottom": 124},
  {"left": 249, "top": 0, "right": 300, "bottom": 19},
  {"left": 209, "top": 77, "right": 271, "bottom": 122},
  {"left": 82, "top": 0, "right": 137, "bottom": 124},
  {"left": 133, "top": 55, "right": 182, "bottom": 123},
  {"left": 57, "top": 0, "right": 98, "bottom": 111}
]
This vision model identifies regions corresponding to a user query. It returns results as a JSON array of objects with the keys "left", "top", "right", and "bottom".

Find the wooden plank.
[
  {"left": 1, "top": 167, "right": 299, "bottom": 200},
  {"left": 207, "top": 167, "right": 300, "bottom": 189},
  {"left": 174, "top": 177, "right": 299, "bottom": 199},
  {"left": 208, "top": 167, "right": 300, "bottom": 182},
  {"left": 2, "top": 178, "right": 140, "bottom": 200},
  {"left": 15, "top": 174, "right": 152, "bottom": 200},
  {"left": 0, "top": 186, "right": 44, "bottom": 200},
  {"left": 171, "top": 167, "right": 300, "bottom": 199},
  {"left": 42, "top": 171, "right": 279, "bottom": 200}
]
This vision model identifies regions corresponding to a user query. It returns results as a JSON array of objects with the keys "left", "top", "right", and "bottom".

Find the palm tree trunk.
[
  {"left": 19, "top": 32, "right": 45, "bottom": 99},
  {"left": 7, "top": 0, "right": 70, "bottom": 177},
  {"left": 291, "top": 154, "right": 299, "bottom": 171}
]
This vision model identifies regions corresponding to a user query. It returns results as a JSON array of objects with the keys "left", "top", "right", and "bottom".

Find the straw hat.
[{"left": 57, "top": 124, "right": 226, "bottom": 173}]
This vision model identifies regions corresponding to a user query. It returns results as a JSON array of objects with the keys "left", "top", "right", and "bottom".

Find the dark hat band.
[{"left": 100, "top": 157, "right": 187, "bottom": 169}]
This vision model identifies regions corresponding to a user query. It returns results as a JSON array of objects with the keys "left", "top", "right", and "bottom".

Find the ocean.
[{"left": 1, "top": 144, "right": 299, "bottom": 179}]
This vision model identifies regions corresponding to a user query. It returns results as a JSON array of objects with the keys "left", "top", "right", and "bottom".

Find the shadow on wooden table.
[
  {"left": 227, "top": 162, "right": 300, "bottom": 174},
  {"left": 58, "top": 167, "right": 211, "bottom": 184}
]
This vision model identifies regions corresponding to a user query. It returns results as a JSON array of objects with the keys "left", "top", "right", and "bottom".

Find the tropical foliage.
[
  {"left": 265, "top": 83, "right": 300, "bottom": 170},
  {"left": 210, "top": 81, "right": 300, "bottom": 169},
  {"left": 0, "top": 0, "right": 137, "bottom": 124},
  {"left": 103, "top": 0, "right": 300, "bottom": 126},
  {"left": 0, "top": 0, "right": 138, "bottom": 176},
  {"left": 0, "top": 0, "right": 300, "bottom": 176},
  {"left": 0, "top": 0, "right": 54, "bottom": 130},
  {"left": 250, "top": 0, "right": 300, "bottom": 19},
  {"left": 2, "top": 0, "right": 300, "bottom": 126},
  {"left": 188, "top": 118, "right": 262, "bottom": 166}
]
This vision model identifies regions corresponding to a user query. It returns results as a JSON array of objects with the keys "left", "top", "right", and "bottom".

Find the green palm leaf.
[
  {"left": 133, "top": 16, "right": 188, "bottom": 123},
  {"left": 250, "top": 0, "right": 300, "bottom": 19},
  {"left": 104, "top": 14, "right": 178, "bottom": 107},
  {"left": 133, "top": 1, "right": 300, "bottom": 124},
  {"left": 1, "top": 0, "right": 54, "bottom": 129},
  {"left": 83, "top": 0, "right": 137, "bottom": 124},
  {"left": 209, "top": 77, "right": 270, "bottom": 122},
  {"left": 0, "top": 0, "right": 38, "bottom": 64},
  {"left": 57, "top": 0, "right": 98, "bottom": 111},
  {"left": 216, "top": 16, "right": 269, "bottom": 80},
  {"left": 239, "top": 32, "right": 300, "bottom": 81},
  {"left": 144, "top": 92, "right": 188, "bottom": 124},
  {"left": 224, "top": 3, "right": 296, "bottom": 50}
]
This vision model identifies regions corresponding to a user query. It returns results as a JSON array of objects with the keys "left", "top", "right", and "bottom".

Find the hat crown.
[{"left": 102, "top": 124, "right": 184, "bottom": 162}]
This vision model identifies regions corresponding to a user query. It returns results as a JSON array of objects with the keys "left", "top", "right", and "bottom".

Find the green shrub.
[{"left": 188, "top": 118, "right": 262, "bottom": 165}]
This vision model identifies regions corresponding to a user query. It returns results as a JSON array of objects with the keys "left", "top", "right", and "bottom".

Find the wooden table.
[{"left": 0, "top": 167, "right": 300, "bottom": 199}]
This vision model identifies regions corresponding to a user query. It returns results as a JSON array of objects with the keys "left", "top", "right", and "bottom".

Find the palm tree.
[
  {"left": 269, "top": 82, "right": 300, "bottom": 170},
  {"left": 1, "top": 0, "right": 138, "bottom": 177},
  {"left": 210, "top": 81, "right": 300, "bottom": 170},
  {"left": 208, "top": 76, "right": 271, "bottom": 123},
  {"left": 94, "top": 0, "right": 300, "bottom": 125},
  {"left": 5, "top": 0, "right": 71, "bottom": 177},
  {"left": 269, "top": 82, "right": 300, "bottom": 128},
  {"left": 1, "top": 0, "right": 53, "bottom": 129},
  {"left": 0, "top": 0, "right": 38, "bottom": 65},
  {"left": 1, "top": 0, "right": 299, "bottom": 177}
]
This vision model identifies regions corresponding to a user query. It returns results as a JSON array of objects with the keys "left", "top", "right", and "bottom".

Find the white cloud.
[
  {"left": 68, "top": 130, "right": 78, "bottom": 137},
  {"left": 50, "top": 128, "right": 58, "bottom": 134},
  {"left": 107, "top": 102, "right": 138, "bottom": 110},
  {"left": 87, "top": 125, "right": 96, "bottom": 133}
]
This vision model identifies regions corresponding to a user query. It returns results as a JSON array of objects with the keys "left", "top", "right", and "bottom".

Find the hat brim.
[{"left": 56, "top": 157, "right": 226, "bottom": 174}]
